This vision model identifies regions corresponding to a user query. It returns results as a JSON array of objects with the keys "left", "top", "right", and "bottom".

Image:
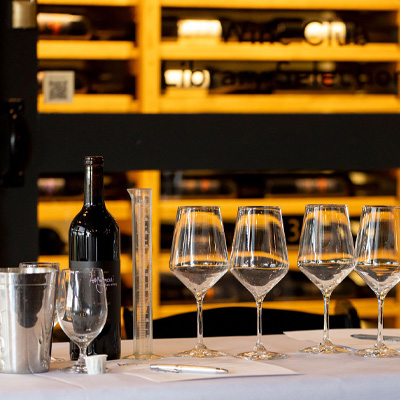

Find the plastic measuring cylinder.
[{"left": 125, "top": 188, "right": 161, "bottom": 360}]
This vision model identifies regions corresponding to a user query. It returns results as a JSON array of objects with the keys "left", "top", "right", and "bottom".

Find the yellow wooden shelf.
[
  {"left": 161, "top": 42, "right": 400, "bottom": 62},
  {"left": 38, "top": 40, "right": 138, "bottom": 60},
  {"left": 39, "top": 254, "right": 132, "bottom": 274},
  {"left": 160, "top": 94, "right": 400, "bottom": 114},
  {"left": 36, "top": 0, "right": 400, "bottom": 9},
  {"left": 161, "top": 0, "right": 400, "bottom": 10},
  {"left": 158, "top": 196, "right": 399, "bottom": 223},
  {"left": 156, "top": 298, "right": 400, "bottom": 321},
  {"left": 38, "top": 94, "right": 139, "bottom": 113},
  {"left": 38, "top": 199, "right": 131, "bottom": 222},
  {"left": 40, "top": 195, "right": 397, "bottom": 225},
  {"left": 38, "top": 0, "right": 137, "bottom": 6}
]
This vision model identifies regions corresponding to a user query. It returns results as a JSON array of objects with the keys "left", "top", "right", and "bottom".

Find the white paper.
[
  {"left": 284, "top": 328, "right": 400, "bottom": 350},
  {"left": 107, "top": 357, "right": 298, "bottom": 383}
]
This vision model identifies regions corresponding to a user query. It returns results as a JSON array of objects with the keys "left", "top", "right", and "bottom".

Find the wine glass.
[
  {"left": 230, "top": 206, "right": 289, "bottom": 360},
  {"left": 169, "top": 206, "right": 229, "bottom": 357},
  {"left": 19, "top": 261, "right": 63, "bottom": 362},
  {"left": 297, "top": 204, "right": 355, "bottom": 354},
  {"left": 353, "top": 206, "right": 400, "bottom": 358},
  {"left": 57, "top": 268, "right": 108, "bottom": 373}
]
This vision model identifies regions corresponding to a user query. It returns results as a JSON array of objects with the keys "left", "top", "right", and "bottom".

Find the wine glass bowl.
[
  {"left": 353, "top": 206, "right": 400, "bottom": 358},
  {"left": 57, "top": 268, "right": 108, "bottom": 373},
  {"left": 297, "top": 204, "right": 355, "bottom": 354},
  {"left": 230, "top": 206, "right": 289, "bottom": 360},
  {"left": 169, "top": 206, "right": 229, "bottom": 358}
]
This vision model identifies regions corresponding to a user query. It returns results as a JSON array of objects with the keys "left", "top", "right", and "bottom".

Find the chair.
[{"left": 123, "top": 301, "right": 360, "bottom": 339}]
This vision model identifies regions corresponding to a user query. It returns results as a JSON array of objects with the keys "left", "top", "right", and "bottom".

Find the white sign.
[{"left": 43, "top": 71, "right": 74, "bottom": 104}]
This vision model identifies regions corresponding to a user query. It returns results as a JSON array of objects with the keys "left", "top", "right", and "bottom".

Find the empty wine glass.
[
  {"left": 353, "top": 206, "right": 400, "bottom": 358},
  {"left": 57, "top": 268, "right": 108, "bottom": 373},
  {"left": 19, "top": 261, "right": 63, "bottom": 362},
  {"left": 230, "top": 206, "right": 289, "bottom": 360},
  {"left": 297, "top": 204, "right": 355, "bottom": 354},
  {"left": 169, "top": 206, "right": 229, "bottom": 357}
]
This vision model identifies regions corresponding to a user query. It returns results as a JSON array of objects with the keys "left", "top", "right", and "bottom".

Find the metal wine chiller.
[{"left": 125, "top": 188, "right": 161, "bottom": 360}]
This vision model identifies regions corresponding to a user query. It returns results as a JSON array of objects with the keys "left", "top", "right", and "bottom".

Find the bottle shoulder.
[{"left": 70, "top": 204, "right": 119, "bottom": 233}]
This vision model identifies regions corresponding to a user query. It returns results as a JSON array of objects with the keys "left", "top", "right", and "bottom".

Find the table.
[{"left": 2, "top": 331, "right": 400, "bottom": 400}]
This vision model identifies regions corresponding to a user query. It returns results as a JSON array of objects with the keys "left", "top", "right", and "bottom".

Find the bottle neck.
[{"left": 84, "top": 164, "right": 104, "bottom": 206}]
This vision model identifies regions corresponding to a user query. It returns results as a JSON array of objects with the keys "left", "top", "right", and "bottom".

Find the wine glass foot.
[
  {"left": 353, "top": 345, "right": 400, "bottom": 358},
  {"left": 234, "top": 350, "right": 287, "bottom": 361},
  {"left": 124, "top": 353, "right": 162, "bottom": 361},
  {"left": 60, "top": 364, "right": 88, "bottom": 374},
  {"left": 174, "top": 343, "right": 226, "bottom": 358},
  {"left": 300, "top": 342, "right": 351, "bottom": 354}
]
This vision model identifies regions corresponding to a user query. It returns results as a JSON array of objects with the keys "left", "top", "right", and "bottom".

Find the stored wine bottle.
[
  {"left": 37, "top": 13, "right": 92, "bottom": 39},
  {"left": 69, "top": 156, "right": 121, "bottom": 360}
]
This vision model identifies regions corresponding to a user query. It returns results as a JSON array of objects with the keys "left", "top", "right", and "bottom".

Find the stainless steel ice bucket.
[{"left": 0, "top": 268, "right": 57, "bottom": 374}]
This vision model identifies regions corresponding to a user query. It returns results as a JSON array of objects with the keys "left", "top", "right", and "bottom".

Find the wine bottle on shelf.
[
  {"left": 219, "top": 17, "right": 397, "bottom": 45},
  {"left": 37, "top": 11, "right": 136, "bottom": 41},
  {"left": 69, "top": 156, "right": 121, "bottom": 361},
  {"left": 37, "top": 13, "right": 92, "bottom": 39},
  {"left": 162, "top": 61, "right": 398, "bottom": 95}
]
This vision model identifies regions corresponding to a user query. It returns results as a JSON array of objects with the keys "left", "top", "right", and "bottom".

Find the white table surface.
[{"left": 2, "top": 330, "right": 400, "bottom": 400}]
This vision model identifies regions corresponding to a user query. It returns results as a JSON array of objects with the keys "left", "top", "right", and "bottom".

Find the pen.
[
  {"left": 150, "top": 364, "right": 229, "bottom": 374},
  {"left": 351, "top": 334, "right": 400, "bottom": 342}
]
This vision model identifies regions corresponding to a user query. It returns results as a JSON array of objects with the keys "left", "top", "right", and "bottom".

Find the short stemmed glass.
[
  {"left": 19, "top": 261, "right": 63, "bottom": 362},
  {"left": 230, "top": 206, "right": 289, "bottom": 360},
  {"left": 353, "top": 206, "right": 400, "bottom": 358},
  {"left": 298, "top": 204, "right": 355, "bottom": 354},
  {"left": 169, "top": 206, "right": 229, "bottom": 357},
  {"left": 57, "top": 268, "right": 108, "bottom": 373}
]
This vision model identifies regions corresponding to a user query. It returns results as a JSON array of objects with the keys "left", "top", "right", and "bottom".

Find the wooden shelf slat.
[
  {"left": 40, "top": 196, "right": 398, "bottom": 224},
  {"left": 38, "top": 94, "right": 139, "bottom": 113},
  {"left": 38, "top": 0, "right": 137, "bottom": 5},
  {"left": 160, "top": 94, "right": 400, "bottom": 114},
  {"left": 161, "top": 0, "right": 400, "bottom": 10},
  {"left": 159, "top": 196, "right": 399, "bottom": 223},
  {"left": 38, "top": 40, "right": 138, "bottom": 60},
  {"left": 39, "top": 254, "right": 132, "bottom": 274},
  {"left": 38, "top": 200, "right": 132, "bottom": 221},
  {"left": 161, "top": 42, "right": 400, "bottom": 62},
  {"left": 156, "top": 298, "right": 400, "bottom": 319}
]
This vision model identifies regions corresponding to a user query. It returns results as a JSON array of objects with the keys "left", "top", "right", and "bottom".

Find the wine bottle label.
[
  {"left": 70, "top": 260, "right": 121, "bottom": 324},
  {"left": 163, "top": 61, "right": 398, "bottom": 94}
]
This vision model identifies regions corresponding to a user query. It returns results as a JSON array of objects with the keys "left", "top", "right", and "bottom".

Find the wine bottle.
[
  {"left": 69, "top": 156, "right": 121, "bottom": 360},
  {"left": 37, "top": 13, "right": 92, "bottom": 39}
]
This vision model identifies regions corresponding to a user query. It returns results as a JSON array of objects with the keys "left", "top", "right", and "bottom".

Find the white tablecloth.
[{"left": 2, "top": 331, "right": 400, "bottom": 400}]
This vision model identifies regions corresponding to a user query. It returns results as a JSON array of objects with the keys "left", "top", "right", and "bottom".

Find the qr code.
[
  {"left": 49, "top": 80, "right": 68, "bottom": 101},
  {"left": 43, "top": 71, "right": 74, "bottom": 104}
]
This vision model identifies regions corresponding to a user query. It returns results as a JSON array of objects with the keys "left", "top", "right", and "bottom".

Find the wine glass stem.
[
  {"left": 196, "top": 294, "right": 205, "bottom": 347},
  {"left": 377, "top": 294, "right": 385, "bottom": 348},
  {"left": 322, "top": 293, "right": 331, "bottom": 344},
  {"left": 77, "top": 344, "right": 88, "bottom": 368},
  {"left": 256, "top": 298, "right": 263, "bottom": 347}
]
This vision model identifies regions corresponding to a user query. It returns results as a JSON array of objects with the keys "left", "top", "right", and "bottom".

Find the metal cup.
[{"left": 0, "top": 268, "right": 57, "bottom": 374}]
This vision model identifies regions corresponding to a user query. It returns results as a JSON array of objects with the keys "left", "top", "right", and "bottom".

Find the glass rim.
[
  {"left": 0, "top": 267, "right": 56, "bottom": 274},
  {"left": 19, "top": 261, "right": 60, "bottom": 267},
  {"left": 177, "top": 205, "right": 221, "bottom": 211},
  {"left": 362, "top": 205, "right": 398, "bottom": 211},
  {"left": 305, "top": 204, "right": 348, "bottom": 209},
  {"left": 127, "top": 188, "right": 152, "bottom": 194},
  {"left": 238, "top": 206, "right": 281, "bottom": 211}
]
